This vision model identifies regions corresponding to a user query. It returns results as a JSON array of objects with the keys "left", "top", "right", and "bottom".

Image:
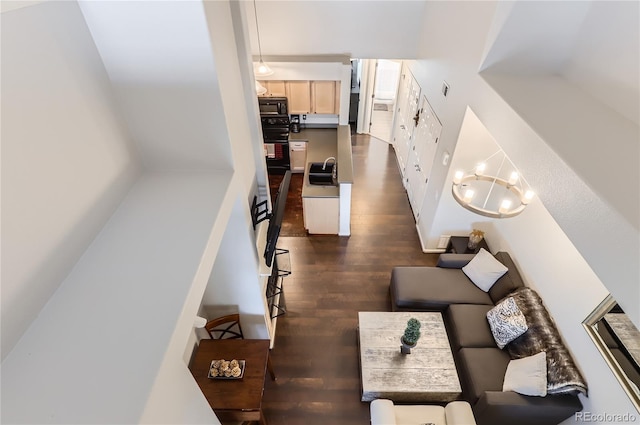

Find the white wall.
[
  {"left": 203, "top": 0, "right": 266, "bottom": 202},
  {"left": 3, "top": 1, "right": 267, "bottom": 423},
  {"left": 257, "top": 60, "right": 349, "bottom": 81},
  {"left": 245, "top": 0, "right": 426, "bottom": 59},
  {"left": 1, "top": 0, "right": 141, "bottom": 360},
  {"left": 79, "top": 0, "right": 234, "bottom": 171},
  {"left": 479, "top": 1, "right": 591, "bottom": 75},
  {"left": 143, "top": 3, "right": 273, "bottom": 420},
  {"left": 563, "top": 1, "right": 639, "bottom": 126},
  {"left": 476, "top": 0, "right": 640, "bottom": 226},
  {"left": 2, "top": 171, "right": 233, "bottom": 425},
  {"left": 138, "top": 2, "right": 272, "bottom": 422},
  {"left": 201, "top": 195, "right": 269, "bottom": 340}
]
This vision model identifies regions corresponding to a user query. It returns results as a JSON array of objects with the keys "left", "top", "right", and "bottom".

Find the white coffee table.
[{"left": 358, "top": 311, "right": 462, "bottom": 402}]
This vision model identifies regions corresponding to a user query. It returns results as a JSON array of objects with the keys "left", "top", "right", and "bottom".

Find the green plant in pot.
[{"left": 400, "top": 318, "right": 421, "bottom": 354}]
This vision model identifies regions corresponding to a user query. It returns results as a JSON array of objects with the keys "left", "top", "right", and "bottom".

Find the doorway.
[
  {"left": 356, "top": 59, "right": 402, "bottom": 142},
  {"left": 368, "top": 60, "right": 401, "bottom": 142}
]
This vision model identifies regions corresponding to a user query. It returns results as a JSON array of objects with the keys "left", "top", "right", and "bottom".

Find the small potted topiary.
[{"left": 400, "top": 318, "right": 421, "bottom": 354}]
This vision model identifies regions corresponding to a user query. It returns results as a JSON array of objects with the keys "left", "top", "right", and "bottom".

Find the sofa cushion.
[
  {"left": 391, "top": 267, "right": 493, "bottom": 311},
  {"left": 457, "top": 347, "right": 511, "bottom": 404},
  {"left": 486, "top": 297, "right": 529, "bottom": 349},
  {"left": 437, "top": 253, "right": 476, "bottom": 268},
  {"left": 503, "top": 351, "right": 548, "bottom": 396},
  {"left": 462, "top": 249, "right": 509, "bottom": 292},
  {"left": 445, "top": 304, "right": 496, "bottom": 351},
  {"left": 488, "top": 252, "right": 526, "bottom": 304}
]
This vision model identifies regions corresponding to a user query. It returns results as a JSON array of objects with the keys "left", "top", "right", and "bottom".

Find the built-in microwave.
[{"left": 258, "top": 97, "right": 288, "bottom": 115}]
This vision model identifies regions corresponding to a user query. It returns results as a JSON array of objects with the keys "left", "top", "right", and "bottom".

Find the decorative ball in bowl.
[{"left": 208, "top": 359, "right": 245, "bottom": 379}]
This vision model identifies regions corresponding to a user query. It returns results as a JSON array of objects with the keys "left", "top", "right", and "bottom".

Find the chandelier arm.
[
  {"left": 483, "top": 149, "right": 503, "bottom": 164},
  {"left": 481, "top": 155, "right": 506, "bottom": 210}
]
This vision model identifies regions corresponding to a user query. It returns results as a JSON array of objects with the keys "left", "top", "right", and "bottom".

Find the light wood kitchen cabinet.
[
  {"left": 279, "top": 80, "right": 341, "bottom": 115},
  {"left": 311, "top": 81, "right": 339, "bottom": 114},
  {"left": 286, "top": 81, "right": 312, "bottom": 114},
  {"left": 257, "top": 80, "right": 287, "bottom": 97}
]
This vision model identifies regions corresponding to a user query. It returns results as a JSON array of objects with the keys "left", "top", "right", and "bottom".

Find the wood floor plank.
[{"left": 263, "top": 133, "right": 439, "bottom": 425}]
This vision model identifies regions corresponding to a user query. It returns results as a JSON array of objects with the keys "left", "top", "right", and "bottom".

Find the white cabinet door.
[
  {"left": 392, "top": 67, "right": 420, "bottom": 183},
  {"left": 405, "top": 152, "right": 422, "bottom": 218},
  {"left": 418, "top": 99, "right": 442, "bottom": 181},
  {"left": 406, "top": 96, "right": 442, "bottom": 219},
  {"left": 303, "top": 197, "right": 339, "bottom": 234},
  {"left": 289, "top": 141, "right": 307, "bottom": 173}
]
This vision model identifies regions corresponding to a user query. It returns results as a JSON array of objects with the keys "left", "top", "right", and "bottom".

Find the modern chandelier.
[
  {"left": 451, "top": 150, "right": 535, "bottom": 218},
  {"left": 252, "top": 0, "right": 274, "bottom": 77}
]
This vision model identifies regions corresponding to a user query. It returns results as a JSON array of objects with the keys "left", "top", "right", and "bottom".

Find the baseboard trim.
[
  {"left": 424, "top": 248, "right": 446, "bottom": 254},
  {"left": 415, "top": 223, "right": 446, "bottom": 253}
]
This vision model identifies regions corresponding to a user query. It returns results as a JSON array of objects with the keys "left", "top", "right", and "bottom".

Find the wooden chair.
[
  {"left": 204, "top": 313, "right": 277, "bottom": 382},
  {"left": 204, "top": 313, "right": 244, "bottom": 340}
]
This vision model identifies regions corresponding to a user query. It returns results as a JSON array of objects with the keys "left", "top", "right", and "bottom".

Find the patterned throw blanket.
[{"left": 507, "top": 287, "right": 588, "bottom": 396}]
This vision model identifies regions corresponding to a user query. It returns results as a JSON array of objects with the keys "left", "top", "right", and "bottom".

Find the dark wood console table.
[
  {"left": 189, "top": 339, "right": 274, "bottom": 425},
  {"left": 446, "top": 236, "right": 489, "bottom": 254}
]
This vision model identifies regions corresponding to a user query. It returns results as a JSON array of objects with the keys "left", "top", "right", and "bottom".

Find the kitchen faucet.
[{"left": 322, "top": 157, "right": 336, "bottom": 170}]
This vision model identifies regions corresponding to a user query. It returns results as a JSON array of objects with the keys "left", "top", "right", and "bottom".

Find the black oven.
[
  {"left": 261, "top": 116, "right": 290, "bottom": 140},
  {"left": 259, "top": 97, "right": 288, "bottom": 115},
  {"left": 260, "top": 109, "right": 290, "bottom": 174}
]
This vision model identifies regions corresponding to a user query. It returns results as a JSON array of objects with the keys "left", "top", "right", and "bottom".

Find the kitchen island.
[{"left": 295, "top": 125, "right": 353, "bottom": 235}]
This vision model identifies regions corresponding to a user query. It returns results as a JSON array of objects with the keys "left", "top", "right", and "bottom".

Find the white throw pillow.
[
  {"left": 503, "top": 351, "right": 548, "bottom": 396},
  {"left": 462, "top": 248, "right": 508, "bottom": 292},
  {"left": 486, "top": 297, "right": 529, "bottom": 349}
]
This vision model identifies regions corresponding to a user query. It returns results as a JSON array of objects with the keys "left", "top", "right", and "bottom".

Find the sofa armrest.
[
  {"left": 370, "top": 399, "right": 396, "bottom": 425},
  {"left": 445, "top": 401, "right": 477, "bottom": 425},
  {"left": 473, "top": 391, "right": 582, "bottom": 425},
  {"left": 437, "top": 253, "right": 476, "bottom": 269}
]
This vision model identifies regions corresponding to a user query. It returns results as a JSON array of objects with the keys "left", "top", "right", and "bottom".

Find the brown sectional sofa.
[{"left": 389, "top": 251, "right": 585, "bottom": 425}]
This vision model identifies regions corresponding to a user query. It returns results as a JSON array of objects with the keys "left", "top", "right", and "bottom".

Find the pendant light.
[
  {"left": 255, "top": 80, "right": 267, "bottom": 95},
  {"left": 253, "top": 0, "right": 274, "bottom": 77}
]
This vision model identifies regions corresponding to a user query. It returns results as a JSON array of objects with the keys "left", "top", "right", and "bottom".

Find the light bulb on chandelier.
[
  {"left": 508, "top": 171, "right": 519, "bottom": 186},
  {"left": 498, "top": 199, "right": 512, "bottom": 214}
]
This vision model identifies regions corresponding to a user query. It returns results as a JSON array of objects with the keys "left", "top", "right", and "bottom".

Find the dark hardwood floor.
[{"left": 263, "top": 134, "right": 439, "bottom": 425}]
